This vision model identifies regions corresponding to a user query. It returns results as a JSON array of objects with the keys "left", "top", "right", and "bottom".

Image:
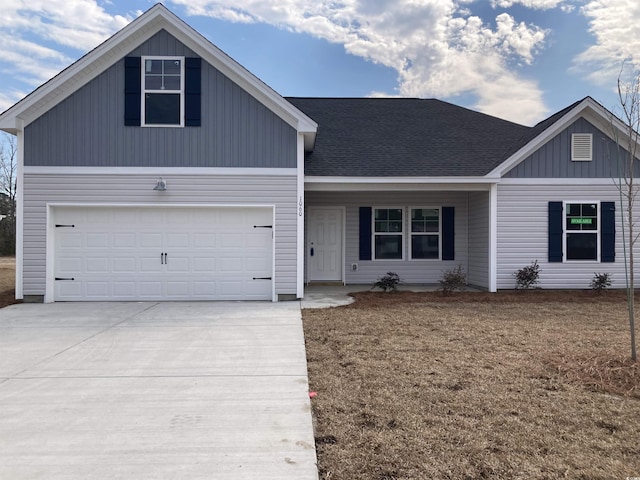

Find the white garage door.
[{"left": 53, "top": 206, "right": 273, "bottom": 301}]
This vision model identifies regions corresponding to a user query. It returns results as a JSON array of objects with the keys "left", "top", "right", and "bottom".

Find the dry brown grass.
[{"left": 303, "top": 291, "right": 640, "bottom": 480}]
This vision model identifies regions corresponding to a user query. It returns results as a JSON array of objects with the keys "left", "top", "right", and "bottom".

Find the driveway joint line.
[{"left": 0, "top": 303, "right": 161, "bottom": 383}]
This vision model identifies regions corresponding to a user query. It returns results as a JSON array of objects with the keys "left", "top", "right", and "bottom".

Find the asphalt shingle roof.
[{"left": 286, "top": 97, "right": 562, "bottom": 177}]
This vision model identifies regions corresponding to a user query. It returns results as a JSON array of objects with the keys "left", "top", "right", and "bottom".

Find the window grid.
[
  {"left": 564, "top": 201, "right": 599, "bottom": 261},
  {"left": 141, "top": 56, "right": 185, "bottom": 127},
  {"left": 410, "top": 207, "right": 441, "bottom": 260},
  {"left": 373, "top": 207, "right": 404, "bottom": 260}
]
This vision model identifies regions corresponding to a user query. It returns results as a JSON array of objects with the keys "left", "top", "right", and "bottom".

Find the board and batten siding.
[
  {"left": 496, "top": 182, "right": 639, "bottom": 289},
  {"left": 22, "top": 174, "right": 298, "bottom": 297},
  {"left": 467, "top": 191, "right": 489, "bottom": 289},
  {"left": 504, "top": 118, "right": 637, "bottom": 178},
  {"left": 305, "top": 191, "right": 474, "bottom": 284},
  {"left": 24, "top": 30, "right": 297, "bottom": 169}
]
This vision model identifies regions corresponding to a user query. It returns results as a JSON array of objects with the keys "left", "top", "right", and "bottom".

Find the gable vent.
[{"left": 571, "top": 133, "right": 592, "bottom": 161}]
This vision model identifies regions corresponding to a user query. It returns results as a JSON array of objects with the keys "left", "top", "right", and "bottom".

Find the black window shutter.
[
  {"left": 548, "top": 201, "right": 563, "bottom": 262},
  {"left": 601, "top": 201, "right": 615, "bottom": 262},
  {"left": 185, "top": 57, "right": 201, "bottom": 127},
  {"left": 359, "top": 207, "right": 372, "bottom": 261},
  {"left": 124, "top": 57, "right": 141, "bottom": 126},
  {"left": 442, "top": 207, "right": 455, "bottom": 260}
]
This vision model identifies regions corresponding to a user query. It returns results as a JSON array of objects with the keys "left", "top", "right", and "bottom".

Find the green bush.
[{"left": 372, "top": 272, "right": 402, "bottom": 292}]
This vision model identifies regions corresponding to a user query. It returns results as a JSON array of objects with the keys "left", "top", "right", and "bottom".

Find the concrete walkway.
[{"left": 0, "top": 302, "right": 318, "bottom": 480}]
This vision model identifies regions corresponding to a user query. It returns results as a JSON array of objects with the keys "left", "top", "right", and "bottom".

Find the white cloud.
[
  {"left": 0, "top": 0, "right": 132, "bottom": 104},
  {"left": 170, "top": 0, "right": 549, "bottom": 123},
  {"left": 1, "top": 0, "right": 553, "bottom": 124},
  {"left": 491, "top": 0, "right": 566, "bottom": 8},
  {"left": 573, "top": 0, "right": 640, "bottom": 90}
]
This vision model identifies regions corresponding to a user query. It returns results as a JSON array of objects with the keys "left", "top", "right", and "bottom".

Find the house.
[{"left": 0, "top": 4, "right": 637, "bottom": 303}]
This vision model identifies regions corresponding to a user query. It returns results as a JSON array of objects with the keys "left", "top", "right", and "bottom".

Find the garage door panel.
[
  {"left": 140, "top": 257, "right": 162, "bottom": 273},
  {"left": 58, "top": 257, "right": 82, "bottom": 273},
  {"left": 57, "top": 281, "right": 82, "bottom": 298},
  {"left": 59, "top": 232, "right": 82, "bottom": 248},
  {"left": 140, "top": 233, "right": 162, "bottom": 248},
  {"left": 193, "top": 257, "right": 215, "bottom": 271},
  {"left": 193, "top": 233, "right": 215, "bottom": 248},
  {"left": 86, "top": 282, "right": 110, "bottom": 298},
  {"left": 86, "top": 257, "right": 109, "bottom": 273},
  {"left": 138, "top": 282, "right": 163, "bottom": 297},
  {"left": 113, "top": 233, "right": 136, "bottom": 248},
  {"left": 111, "top": 282, "right": 133, "bottom": 296},
  {"left": 87, "top": 233, "right": 110, "bottom": 248},
  {"left": 166, "top": 233, "right": 189, "bottom": 248},
  {"left": 166, "top": 257, "right": 189, "bottom": 272},
  {"left": 166, "top": 281, "right": 190, "bottom": 297},
  {"left": 54, "top": 206, "right": 273, "bottom": 301}
]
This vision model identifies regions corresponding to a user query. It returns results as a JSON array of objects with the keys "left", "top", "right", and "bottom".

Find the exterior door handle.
[
  {"left": 310, "top": 247, "right": 314, "bottom": 256},
  {"left": 161, "top": 252, "right": 164, "bottom": 264},
  {"left": 164, "top": 253, "right": 168, "bottom": 264}
]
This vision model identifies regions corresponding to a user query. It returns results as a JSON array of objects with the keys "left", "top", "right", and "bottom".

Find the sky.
[{"left": 0, "top": 0, "right": 639, "bottom": 127}]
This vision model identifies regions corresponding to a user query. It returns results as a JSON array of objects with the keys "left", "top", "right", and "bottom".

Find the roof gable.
[
  {"left": 0, "top": 4, "right": 316, "bottom": 147},
  {"left": 490, "top": 96, "right": 636, "bottom": 178}
]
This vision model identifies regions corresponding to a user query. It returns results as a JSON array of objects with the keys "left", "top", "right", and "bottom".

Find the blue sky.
[{"left": 1, "top": 0, "right": 639, "bottom": 126}]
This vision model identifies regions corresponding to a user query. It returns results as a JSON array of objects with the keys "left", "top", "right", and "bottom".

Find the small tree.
[
  {"left": 609, "top": 64, "right": 639, "bottom": 362},
  {"left": 0, "top": 133, "right": 17, "bottom": 255}
]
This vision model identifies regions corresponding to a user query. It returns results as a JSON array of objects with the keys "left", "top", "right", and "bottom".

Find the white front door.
[{"left": 307, "top": 207, "right": 343, "bottom": 282}]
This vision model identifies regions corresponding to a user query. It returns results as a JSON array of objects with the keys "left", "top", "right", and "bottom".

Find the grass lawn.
[{"left": 303, "top": 290, "right": 640, "bottom": 480}]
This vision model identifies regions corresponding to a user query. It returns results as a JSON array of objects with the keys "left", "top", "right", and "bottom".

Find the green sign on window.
[{"left": 570, "top": 218, "right": 593, "bottom": 225}]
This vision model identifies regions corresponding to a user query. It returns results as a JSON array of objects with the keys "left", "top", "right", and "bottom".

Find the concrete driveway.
[{"left": 0, "top": 302, "right": 318, "bottom": 479}]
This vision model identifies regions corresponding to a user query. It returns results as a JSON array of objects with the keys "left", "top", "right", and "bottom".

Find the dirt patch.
[
  {"left": 303, "top": 291, "right": 640, "bottom": 480},
  {"left": 0, "top": 256, "right": 18, "bottom": 308}
]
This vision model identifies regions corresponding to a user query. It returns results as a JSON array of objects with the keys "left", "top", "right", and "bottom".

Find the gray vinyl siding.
[
  {"left": 22, "top": 173, "right": 298, "bottom": 297},
  {"left": 306, "top": 191, "right": 471, "bottom": 284},
  {"left": 467, "top": 191, "right": 489, "bottom": 289},
  {"left": 24, "top": 30, "right": 297, "bottom": 169},
  {"left": 504, "top": 118, "right": 634, "bottom": 178},
  {"left": 496, "top": 182, "right": 639, "bottom": 289}
]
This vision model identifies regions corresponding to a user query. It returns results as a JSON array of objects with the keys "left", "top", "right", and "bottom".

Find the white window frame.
[
  {"left": 409, "top": 206, "right": 441, "bottom": 261},
  {"left": 563, "top": 200, "right": 600, "bottom": 262},
  {"left": 571, "top": 133, "right": 593, "bottom": 161},
  {"left": 372, "top": 206, "right": 405, "bottom": 261},
  {"left": 141, "top": 56, "right": 185, "bottom": 127}
]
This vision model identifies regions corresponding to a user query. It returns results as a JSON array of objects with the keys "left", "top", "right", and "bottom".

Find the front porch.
[{"left": 303, "top": 185, "right": 497, "bottom": 292}]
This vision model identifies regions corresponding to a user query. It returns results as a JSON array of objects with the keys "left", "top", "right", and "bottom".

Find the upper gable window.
[
  {"left": 571, "top": 133, "right": 592, "bottom": 161},
  {"left": 142, "top": 56, "right": 184, "bottom": 127}
]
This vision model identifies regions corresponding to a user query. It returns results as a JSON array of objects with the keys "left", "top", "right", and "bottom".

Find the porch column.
[{"left": 489, "top": 183, "right": 498, "bottom": 292}]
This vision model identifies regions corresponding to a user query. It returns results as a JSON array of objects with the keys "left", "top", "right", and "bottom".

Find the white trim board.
[
  {"left": 24, "top": 166, "right": 297, "bottom": 176},
  {"left": 499, "top": 177, "right": 624, "bottom": 186},
  {"left": 305, "top": 181, "right": 496, "bottom": 192}
]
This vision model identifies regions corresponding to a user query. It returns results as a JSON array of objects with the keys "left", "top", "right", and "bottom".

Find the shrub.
[
  {"left": 514, "top": 260, "right": 540, "bottom": 290},
  {"left": 439, "top": 265, "right": 466, "bottom": 295},
  {"left": 591, "top": 272, "right": 612, "bottom": 292},
  {"left": 372, "top": 272, "right": 402, "bottom": 292}
]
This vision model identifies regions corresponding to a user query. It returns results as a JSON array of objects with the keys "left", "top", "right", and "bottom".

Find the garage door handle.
[
  {"left": 55, "top": 277, "right": 75, "bottom": 281},
  {"left": 160, "top": 253, "right": 168, "bottom": 264},
  {"left": 164, "top": 253, "right": 168, "bottom": 264},
  {"left": 253, "top": 277, "right": 272, "bottom": 280}
]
